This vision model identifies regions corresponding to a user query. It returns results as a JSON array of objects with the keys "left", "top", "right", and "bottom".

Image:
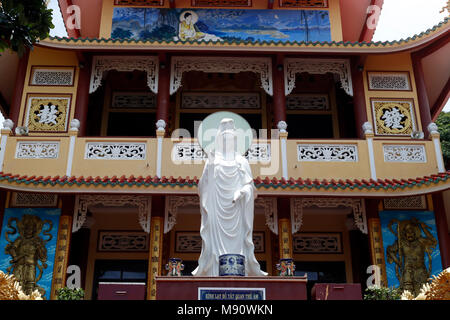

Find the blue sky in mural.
[
  {"left": 0, "top": 208, "right": 61, "bottom": 300},
  {"left": 379, "top": 211, "right": 443, "bottom": 289},
  {"left": 111, "top": 8, "right": 331, "bottom": 43}
]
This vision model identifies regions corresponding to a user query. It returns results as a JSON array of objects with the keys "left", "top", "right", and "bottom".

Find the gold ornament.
[
  {"left": 26, "top": 96, "right": 70, "bottom": 132},
  {"left": 373, "top": 101, "right": 414, "bottom": 135},
  {"left": 386, "top": 217, "right": 438, "bottom": 296}
]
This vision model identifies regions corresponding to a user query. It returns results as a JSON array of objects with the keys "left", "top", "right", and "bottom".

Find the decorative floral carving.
[
  {"left": 170, "top": 56, "right": 273, "bottom": 95},
  {"left": 297, "top": 144, "right": 358, "bottom": 162},
  {"left": 85, "top": 142, "right": 146, "bottom": 160},
  {"left": 90, "top": 56, "right": 159, "bottom": 94},
  {"left": 172, "top": 142, "right": 271, "bottom": 162},
  {"left": 284, "top": 58, "right": 353, "bottom": 96},
  {"left": 255, "top": 197, "right": 278, "bottom": 234},
  {"left": 15, "top": 141, "right": 60, "bottom": 159},
  {"left": 73, "top": 195, "right": 151, "bottom": 233},
  {"left": 291, "top": 198, "right": 367, "bottom": 234},
  {"left": 383, "top": 145, "right": 426, "bottom": 162}
]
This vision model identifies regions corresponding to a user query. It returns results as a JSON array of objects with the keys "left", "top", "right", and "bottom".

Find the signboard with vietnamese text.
[{"left": 198, "top": 287, "right": 265, "bottom": 300}]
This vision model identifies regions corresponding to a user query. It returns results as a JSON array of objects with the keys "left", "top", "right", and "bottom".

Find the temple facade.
[{"left": 0, "top": 0, "right": 449, "bottom": 300}]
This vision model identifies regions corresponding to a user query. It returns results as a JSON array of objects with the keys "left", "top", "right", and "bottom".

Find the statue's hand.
[{"left": 232, "top": 190, "right": 244, "bottom": 203}]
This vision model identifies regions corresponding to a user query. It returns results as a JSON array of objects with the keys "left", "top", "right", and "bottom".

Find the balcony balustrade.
[{"left": 0, "top": 132, "right": 441, "bottom": 183}]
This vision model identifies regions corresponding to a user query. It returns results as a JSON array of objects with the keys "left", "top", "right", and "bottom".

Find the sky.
[{"left": 0, "top": 0, "right": 449, "bottom": 128}]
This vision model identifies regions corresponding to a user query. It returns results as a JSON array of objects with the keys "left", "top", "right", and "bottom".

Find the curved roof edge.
[
  {"left": 0, "top": 171, "right": 448, "bottom": 197},
  {"left": 38, "top": 17, "right": 449, "bottom": 54}
]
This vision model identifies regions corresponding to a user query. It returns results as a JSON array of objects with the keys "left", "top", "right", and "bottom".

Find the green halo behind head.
[{"left": 197, "top": 111, "right": 253, "bottom": 156}]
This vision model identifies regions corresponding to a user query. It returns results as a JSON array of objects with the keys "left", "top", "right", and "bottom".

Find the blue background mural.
[
  {"left": 379, "top": 211, "right": 443, "bottom": 289},
  {"left": 0, "top": 208, "right": 61, "bottom": 300},
  {"left": 111, "top": 8, "right": 331, "bottom": 43}
]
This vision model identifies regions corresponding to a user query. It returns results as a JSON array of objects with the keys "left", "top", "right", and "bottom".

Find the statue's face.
[
  {"left": 405, "top": 225, "right": 417, "bottom": 242},
  {"left": 23, "top": 221, "right": 36, "bottom": 239},
  {"left": 185, "top": 15, "right": 192, "bottom": 24}
]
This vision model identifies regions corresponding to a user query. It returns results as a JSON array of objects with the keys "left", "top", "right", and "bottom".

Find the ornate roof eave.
[
  {"left": 0, "top": 171, "right": 449, "bottom": 197},
  {"left": 37, "top": 18, "right": 450, "bottom": 55}
]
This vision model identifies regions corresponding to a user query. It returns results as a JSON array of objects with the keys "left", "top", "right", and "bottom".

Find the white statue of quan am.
[{"left": 192, "top": 118, "right": 267, "bottom": 277}]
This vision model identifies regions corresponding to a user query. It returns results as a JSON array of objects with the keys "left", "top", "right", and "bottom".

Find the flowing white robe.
[{"left": 192, "top": 152, "right": 267, "bottom": 276}]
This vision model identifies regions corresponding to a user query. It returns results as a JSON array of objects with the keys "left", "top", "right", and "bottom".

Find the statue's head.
[
  {"left": 18, "top": 215, "right": 43, "bottom": 239},
  {"left": 403, "top": 222, "right": 420, "bottom": 242},
  {"left": 215, "top": 118, "right": 237, "bottom": 159}
]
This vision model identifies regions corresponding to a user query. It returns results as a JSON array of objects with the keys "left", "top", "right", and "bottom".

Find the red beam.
[
  {"left": 58, "top": 0, "right": 81, "bottom": 38},
  {"left": 156, "top": 53, "right": 171, "bottom": 135},
  {"left": 9, "top": 49, "right": 30, "bottom": 126},
  {"left": 431, "top": 77, "right": 450, "bottom": 120},
  {"left": 359, "top": 0, "right": 385, "bottom": 43},
  {"left": 412, "top": 53, "right": 433, "bottom": 135},
  {"left": 74, "top": 54, "right": 91, "bottom": 136},
  {"left": 413, "top": 30, "right": 450, "bottom": 59},
  {"left": 169, "top": 0, "right": 176, "bottom": 8},
  {"left": 272, "top": 54, "right": 286, "bottom": 128},
  {"left": 351, "top": 55, "right": 368, "bottom": 138},
  {"left": 268, "top": 0, "right": 274, "bottom": 9}
]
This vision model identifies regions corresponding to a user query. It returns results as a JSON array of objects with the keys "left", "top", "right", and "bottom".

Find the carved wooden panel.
[
  {"left": 293, "top": 233, "right": 342, "bottom": 254},
  {"left": 279, "top": 0, "right": 328, "bottom": 8},
  {"left": 114, "top": 0, "right": 164, "bottom": 6},
  {"left": 98, "top": 231, "right": 149, "bottom": 252},
  {"left": 192, "top": 0, "right": 251, "bottom": 6}
]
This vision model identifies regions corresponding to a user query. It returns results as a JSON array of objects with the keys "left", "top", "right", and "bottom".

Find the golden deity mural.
[
  {"left": 4, "top": 214, "right": 53, "bottom": 296},
  {"left": 386, "top": 217, "right": 438, "bottom": 296}
]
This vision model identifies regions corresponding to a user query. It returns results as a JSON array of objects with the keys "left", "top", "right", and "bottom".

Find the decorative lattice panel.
[
  {"left": 383, "top": 144, "right": 426, "bottom": 163},
  {"left": 293, "top": 233, "right": 342, "bottom": 254},
  {"left": 297, "top": 144, "right": 358, "bottom": 162},
  {"left": 175, "top": 232, "right": 265, "bottom": 253},
  {"left": 114, "top": 0, "right": 164, "bottom": 5},
  {"left": 192, "top": 0, "right": 251, "bottom": 6},
  {"left": 371, "top": 99, "right": 417, "bottom": 136},
  {"left": 15, "top": 141, "right": 60, "bottom": 159},
  {"left": 172, "top": 142, "right": 271, "bottom": 162},
  {"left": 280, "top": 0, "right": 328, "bottom": 8},
  {"left": 181, "top": 92, "right": 260, "bottom": 109},
  {"left": 383, "top": 196, "right": 427, "bottom": 210},
  {"left": 98, "top": 231, "right": 149, "bottom": 251},
  {"left": 85, "top": 142, "right": 147, "bottom": 160},
  {"left": 11, "top": 192, "right": 58, "bottom": 207},
  {"left": 24, "top": 95, "right": 71, "bottom": 132},
  {"left": 286, "top": 94, "right": 330, "bottom": 111},
  {"left": 368, "top": 72, "right": 411, "bottom": 91},
  {"left": 111, "top": 92, "right": 156, "bottom": 109},
  {"left": 30, "top": 67, "right": 75, "bottom": 86}
]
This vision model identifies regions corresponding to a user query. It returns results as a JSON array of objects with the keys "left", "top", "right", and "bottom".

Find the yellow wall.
[
  {"left": 18, "top": 47, "right": 79, "bottom": 136},
  {"left": 363, "top": 53, "right": 423, "bottom": 134},
  {"left": 99, "top": 0, "right": 343, "bottom": 41}
]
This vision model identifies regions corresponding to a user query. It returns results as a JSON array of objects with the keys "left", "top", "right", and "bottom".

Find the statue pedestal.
[{"left": 155, "top": 276, "right": 308, "bottom": 300}]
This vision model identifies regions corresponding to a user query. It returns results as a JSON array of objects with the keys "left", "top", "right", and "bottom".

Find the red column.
[
  {"left": 412, "top": 54, "right": 433, "bottom": 136},
  {"left": 351, "top": 58, "right": 368, "bottom": 139},
  {"left": 432, "top": 193, "right": 450, "bottom": 268},
  {"left": 156, "top": 54, "right": 170, "bottom": 135},
  {"left": 272, "top": 55, "right": 286, "bottom": 128},
  {"left": 74, "top": 55, "right": 91, "bottom": 136},
  {"left": 9, "top": 49, "right": 30, "bottom": 126}
]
